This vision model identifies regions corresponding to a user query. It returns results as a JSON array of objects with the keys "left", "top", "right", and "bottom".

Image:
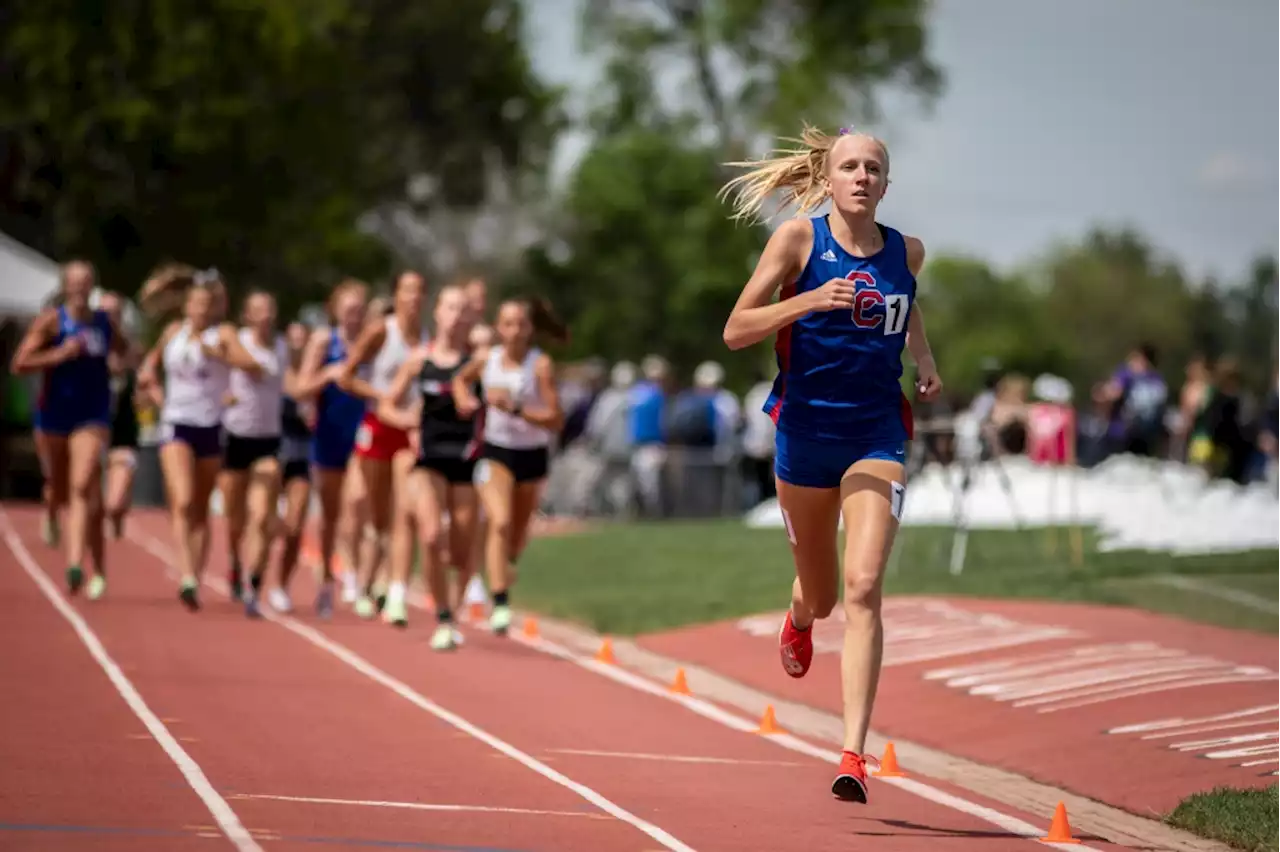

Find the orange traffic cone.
[
  {"left": 1040, "top": 802, "right": 1080, "bottom": 844},
  {"left": 872, "top": 742, "right": 906, "bottom": 777},
  {"left": 754, "top": 705, "right": 785, "bottom": 735},
  {"left": 522, "top": 617, "right": 539, "bottom": 639},
  {"left": 669, "top": 668, "right": 691, "bottom": 695},
  {"left": 594, "top": 638, "right": 616, "bottom": 664}
]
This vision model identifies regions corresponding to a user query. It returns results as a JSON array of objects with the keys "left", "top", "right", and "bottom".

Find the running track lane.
[
  {"left": 124, "top": 507, "right": 1126, "bottom": 852},
  {"left": 1, "top": 505, "right": 673, "bottom": 852},
  {"left": 0, "top": 531, "right": 222, "bottom": 851}
]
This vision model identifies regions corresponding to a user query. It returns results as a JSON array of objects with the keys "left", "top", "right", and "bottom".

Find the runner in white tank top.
[
  {"left": 223, "top": 328, "right": 286, "bottom": 439},
  {"left": 452, "top": 296, "right": 567, "bottom": 635},
  {"left": 336, "top": 271, "right": 427, "bottom": 623},
  {"left": 218, "top": 292, "right": 291, "bottom": 617},
  {"left": 161, "top": 322, "right": 229, "bottom": 431},
  {"left": 136, "top": 269, "right": 261, "bottom": 612}
]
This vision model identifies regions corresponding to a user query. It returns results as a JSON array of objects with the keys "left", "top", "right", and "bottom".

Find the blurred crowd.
[
  {"left": 543, "top": 344, "right": 1279, "bottom": 518},
  {"left": 952, "top": 345, "right": 1277, "bottom": 487}
]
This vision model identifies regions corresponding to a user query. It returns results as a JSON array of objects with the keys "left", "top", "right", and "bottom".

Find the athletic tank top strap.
[
  {"left": 223, "top": 329, "right": 285, "bottom": 437},
  {"left": 161, "top": 322, "right": 227, "bottom": 428},
  {"left": 763, "top": 216, "right": 915, "bottom": 443},
  {"left": 417, "top": 347, "right": 477, "bottom": 459},
  {"left": 481, "top": 345, "right": 550, "bottom": 450},
  {"left": 39, "top": 306, "right": 113, "bottom": 425},
  {"left": 368, "top": 315, "right": 422, "bottom": 403}
]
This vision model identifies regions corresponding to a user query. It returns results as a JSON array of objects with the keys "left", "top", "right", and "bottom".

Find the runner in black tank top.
[
  {"left": 376, "top": 284, "right": 482, "bottom": 650},
  {"left": 100, "top": 291, "right": 140, "bottom": 540},
  {"left": 272, "top": 320, "right": 332, "bottom": 617},
  {"left": 417, "top": 353, "right": 480, "bottom": 482}
]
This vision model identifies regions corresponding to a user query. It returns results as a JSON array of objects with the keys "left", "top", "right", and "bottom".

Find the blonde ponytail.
[
  {"left": 718, "top": 125, "right": 837, "bottom": 223},
  {"left": 718, "top": 125, "right": 892, "bottom": 224}
]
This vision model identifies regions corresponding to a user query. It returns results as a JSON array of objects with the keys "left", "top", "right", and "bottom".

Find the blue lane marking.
[
  {"left": 0, "top": 823, "right": 542, "bottom": 851},
  {"left": 0, "top": 823, "right": 184, "bottom": 837}
]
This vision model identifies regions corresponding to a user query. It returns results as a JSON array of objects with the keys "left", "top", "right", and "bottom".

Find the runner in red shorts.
[{"left": 336, "top": 271, "right": 426, "bottom": 621}]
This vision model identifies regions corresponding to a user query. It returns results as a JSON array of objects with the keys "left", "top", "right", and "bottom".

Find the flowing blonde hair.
[{"left": 718, "top": 125, "right": 891, "bottom": 224}]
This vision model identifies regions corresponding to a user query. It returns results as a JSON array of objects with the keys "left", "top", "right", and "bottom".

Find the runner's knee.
[{"left": 842, "top": 567, "right": 883, "bottom": 616}]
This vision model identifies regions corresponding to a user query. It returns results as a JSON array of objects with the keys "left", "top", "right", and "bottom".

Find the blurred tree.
[
  {"left": 911, "top": 255, "right": 1070, "bottom": 395},
  {"left": 1228, "top": 255, "right": 1279, "bottom": 386},
  {"left": 581, "top": 0, "right": 943, "bottom": 151},
  {"left": 0, "top": 0, "right": 558, "bottom": 319},
  {"left": 514, "top": 0, "right": 943, "bottom": 389},
  {"left": 1035, "top": 228, "right": 1198, "bottom": 393}
]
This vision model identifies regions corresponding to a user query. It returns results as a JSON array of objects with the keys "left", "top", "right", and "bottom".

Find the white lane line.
[
  {"left": 1148, "top": 574, "right": 1278, "bottom": 614},
  {"left": 513, "top": 630, "right": 1100, "bottom": 850},
  {"left": 0, "top": 509, "right": 261, "bottom": 852},
  {"left": 229, "top": 793, "right": 608, "bottom": 819},
  {"left": 127, "top": 529, "right": 697, "bottom": 852},
  {"left": 407, "top": 599, "right": 1094, "bottom": 851},
  {"left": 545, "top": 749, "right": 804, "bottom": 766}
]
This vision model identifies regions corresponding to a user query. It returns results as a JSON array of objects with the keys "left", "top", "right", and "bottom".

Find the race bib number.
[
  {"left": 80, "top": 329, "right": 106, "bottom": 357},
  {"left": 889, "top": 481, "right": 906, "bottom": 522},
  {"left": 474, "top": 459, "right": 490, "bottom": 485}
]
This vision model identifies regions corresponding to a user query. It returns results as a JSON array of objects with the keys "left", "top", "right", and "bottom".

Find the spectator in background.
[
  {"left": 966, "top": 358, "right": 1002, "bottom": 427},
  {"left": 1095, "top": 343, "right": 1167, "bottom": 458},
  {"left": 1174, "top": 354, "right": 1213, "bottom": 464},
  {"left": 1202, "top": 357, "right": 1248, "bottom": 483},
  {"left": 986, "top": 373, "right": 1030, "bottom": 455},
  {"left": 664, "top": 361, "right": 740, "bottom": 517},
  {"left": 580, "top": 360, "right": 638, "bottom": 515},
  {"left": 740, "top": 367, "right": 777, "bottom": 505},
  {"left": 1255, "top": 364, "right": 1278, "bottom": 489},
  {"left": 584, "top": 361, "right": 635, "bottom": 455},
  {"left": 559, "top": 357, "right": 604, "bottom": 448},
  {"left": 628, "top": 355, "right": 669, "bottom": 516}
]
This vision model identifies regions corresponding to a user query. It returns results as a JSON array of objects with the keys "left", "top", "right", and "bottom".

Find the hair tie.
[{"left": 838, "top": 127, "right": 852, "bottom": 136}]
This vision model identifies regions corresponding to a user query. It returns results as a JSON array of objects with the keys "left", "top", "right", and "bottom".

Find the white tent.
[{"left": 0, "top": 230, "right": 58, "bottom": 317}]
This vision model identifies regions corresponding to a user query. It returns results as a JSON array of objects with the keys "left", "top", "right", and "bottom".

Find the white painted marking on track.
[
  {"left": 0, "top": 509, "right": 262, "bottom": 852},
  {"left": 1109, "top": 704, "right": 1278, "bottom": 736},
  {"left": 545, "top": 749, "right": 804, "bottom": 766},
  {"left": 230, "top": 793, "right": 608, "bottom": 819},
  {"left": 1148, "top": 573, "right": 1278, "bottom": 614},
  {"left": 129, "top": 522, "right": 1094, "bottom": 850},
  {"left": 413, "top": 586, "right": 1101, "bottom": 851},
  {"left": 127, "top": 530, "right": 698, "bottom": 852},
  {"left": 495, "top": 630, "right": 1101, "bottom": 851}
]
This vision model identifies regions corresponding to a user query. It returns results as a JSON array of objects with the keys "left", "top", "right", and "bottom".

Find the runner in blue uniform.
[
  {"left": 11, "top": 261, "right": 128, "bottom": 597},
  {"left": 721, "top": 127, "right": 943, "bottom": 803},
  {"left": 294, "top": 280, "right": 370, "bottom": 607}
]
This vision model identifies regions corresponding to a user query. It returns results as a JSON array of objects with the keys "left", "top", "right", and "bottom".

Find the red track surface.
[
  {"left": 0, "top": 503, "right": 1128, "bottom": 852},
  {"left": 641, "top": 597, "right": 1279, "bottom": 816}
]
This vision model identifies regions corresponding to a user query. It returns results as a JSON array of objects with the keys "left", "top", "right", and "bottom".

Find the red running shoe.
[
  {"left": 832, "top": 751, "right": 880, "bottom": 803},
  {"left": 778, "top": 611, "right": 813, "bottom": 678}
]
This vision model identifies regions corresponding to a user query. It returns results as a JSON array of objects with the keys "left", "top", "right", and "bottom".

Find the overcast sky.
[{"left": 525, "top": 0, "right": 1278, "bottom": 283}]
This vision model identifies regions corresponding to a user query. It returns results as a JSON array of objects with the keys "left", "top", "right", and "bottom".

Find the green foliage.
[
  {"left": 582, "top": 0, "right": 943, "bottom": 146},
  {"left": 916, "top": 230, "right": 1278, "bottom": 398},
  {"left": 1167, "top": 785, "right": 1278, "bottom": 852},
  {"left": 0, "top": 0, "right": 558, "bottom": 320},
  {"left": 513, "top": 519, "right": 1278, "bottom": 636},
  {"left": 515, "top": 0, "right": 943, "bottom": 389}
]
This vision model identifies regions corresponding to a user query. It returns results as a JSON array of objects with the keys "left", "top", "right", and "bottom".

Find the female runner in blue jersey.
[
  {"left": 12, "top": 260, "right": 130, "bottom": 598},
  {"left": 295, "top": 280, "right": 371, "bottom": 610},
  {"left": 721, "top": 126, "right": 943, "bottom": 803}
]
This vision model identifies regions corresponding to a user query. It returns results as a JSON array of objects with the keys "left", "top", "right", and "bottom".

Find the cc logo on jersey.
[
  {"left": 846, "top": 271, "right": 909, "bottom": 335},
  {"left": 79, "top": 328, "right": 106, "bottom": 357}
]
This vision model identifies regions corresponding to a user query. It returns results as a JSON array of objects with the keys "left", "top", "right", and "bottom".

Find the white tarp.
[
  {"left": 743, "top": 454, "right": 1280, "bottom": 555},
  {"left": 0, "top": 230, "right": 58, "bottom": 317}
]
